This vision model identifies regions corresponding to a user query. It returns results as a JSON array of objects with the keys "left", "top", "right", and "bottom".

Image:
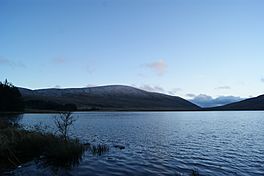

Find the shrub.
[
  {"left": 0, "top": 79, "right": 24, "bottom": 112},
  {"left": 0, "top": 128, "right": 86, "bottom": 169},
  {"left": 54, "top": 112, "right": 76, "bottom": 141}
]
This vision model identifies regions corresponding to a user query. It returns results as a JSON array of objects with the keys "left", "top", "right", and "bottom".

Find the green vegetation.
[
  {"left": 0, "top": 114, "right": 109, "bottom": 173},
  {"left": 0, "top": 117, "right": 86, "bottom": 170},
  {"left": 0, "top": 79, "right": 24, "bottom": 112}
]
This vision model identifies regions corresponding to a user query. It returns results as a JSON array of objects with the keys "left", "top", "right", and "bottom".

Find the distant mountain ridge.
[
  {"left": 19, "top": 85, "right": 200, "bottom": 111},
  {"left": 208, "top": 95, "right": 264, "bottom": 110},
  {"left": 189, "top": 95, "right": 244, "bottom": 108},
  {"left": 18, "top": 85, "right": 264, "bottom": 111}
]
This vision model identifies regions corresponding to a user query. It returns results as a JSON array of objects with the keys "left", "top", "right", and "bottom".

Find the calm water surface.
[{"left": 13, "top": 111, "right": 264, "bottom": 175}]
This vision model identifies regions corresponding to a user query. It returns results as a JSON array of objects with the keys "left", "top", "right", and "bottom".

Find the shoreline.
[{"left": 1, "top": 109, "right": 264, "bottom": 114}]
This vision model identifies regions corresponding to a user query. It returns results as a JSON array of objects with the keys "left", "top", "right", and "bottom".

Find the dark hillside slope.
[
  {"left": 19, "top": 85, "right": 200, "bottom": 111},
  {"left": 208, "top": 95, "right": 264, "bottom": 110}
]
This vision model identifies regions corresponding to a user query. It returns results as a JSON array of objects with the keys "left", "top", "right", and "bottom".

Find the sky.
[{"left": 1, "top": 0, "right": 264, "bottom": 103}]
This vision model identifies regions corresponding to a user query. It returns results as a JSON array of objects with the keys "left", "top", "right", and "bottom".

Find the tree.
[
  {"left": 54, "top": 112, "right": 76, "bottom": 141},
  {"left": 0, "top": 79, "right": 24, "bottom": 112}
]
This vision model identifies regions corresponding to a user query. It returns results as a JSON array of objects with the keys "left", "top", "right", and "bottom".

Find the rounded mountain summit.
[{"left": 19, "top": 85, "right": 200, "bottom": 111}]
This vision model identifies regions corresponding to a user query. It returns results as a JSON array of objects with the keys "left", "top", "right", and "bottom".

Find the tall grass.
[
  {"left": 0, "top": 127, "right": 86, "bottom": 170},
  {"left": 0, "top": 113, "right": 109, "bottom": 172},
  {"left": 89, "top": 144, "right": 109, "bottom": 156}
]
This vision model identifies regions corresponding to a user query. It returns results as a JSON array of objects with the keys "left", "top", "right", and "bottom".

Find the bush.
[
  {"left": 54, "top": 112, "right": 76, "bottom": 141},
  {"left": 0, "top": 111, "right": 109, "bottom": 172},
  {"left": 0, "top": 79, "right": 24, "bottom": 112},
  {"left": 0, "top": 128, "right": 86, "bottom": 169}
]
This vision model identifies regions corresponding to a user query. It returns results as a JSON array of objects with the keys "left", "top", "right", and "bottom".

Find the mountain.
[
  {"left": 19, "top": 85, "right": 200, "bottom": 111},
  {"left": 189, "top": 95, "right": 244, "bottom": 108},
  {"left": 207, "top": 95, "right": 264, "bottom": 110}
]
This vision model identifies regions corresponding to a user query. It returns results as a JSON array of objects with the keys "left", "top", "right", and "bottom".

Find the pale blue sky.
[{"left": 1, "top": 0, "right": 264, "bottom": 98}]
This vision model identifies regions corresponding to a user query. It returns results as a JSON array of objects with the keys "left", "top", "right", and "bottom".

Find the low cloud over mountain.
[{"left": 188, "top": 94, "right": 244, "bottom": 107}]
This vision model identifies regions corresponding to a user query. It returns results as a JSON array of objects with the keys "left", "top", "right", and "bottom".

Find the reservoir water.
[{"left": 12, "top": 111, "right": 264, "bottom": 175}]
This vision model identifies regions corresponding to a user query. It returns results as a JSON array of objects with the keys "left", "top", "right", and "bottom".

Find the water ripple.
[{"left": 14, "top": 111, "right": 264, "bottom": 176}]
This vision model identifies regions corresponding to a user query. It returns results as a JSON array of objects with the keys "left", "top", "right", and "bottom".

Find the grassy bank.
[
  {"left": 0, "top": 127, "right": 86, "bottom": 172},
  {"left": 0, "top": 112, "right": 110, "bottom": 174}
]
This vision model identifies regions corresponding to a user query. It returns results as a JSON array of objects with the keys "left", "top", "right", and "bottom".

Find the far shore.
[{"left": 1, "top": 109, "right": 264, "bottom": 114}]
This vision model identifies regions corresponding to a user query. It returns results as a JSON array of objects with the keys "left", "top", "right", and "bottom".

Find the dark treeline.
[
  {"left": 0, "top": 79, "right": 77, "bottom": 112},
  {"left": 25, "top": 100, "right": 77, "bottom": 111},
  {"left": 0, "top": 80, "right": 24, "bottom": 112}
]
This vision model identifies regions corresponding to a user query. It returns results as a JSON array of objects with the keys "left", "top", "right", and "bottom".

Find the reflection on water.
[
  {"left": 39, "top": 143, "right": 109, "bottom": 170},
  {"left": 89, "top": 144, "right": 110, "bottom": 156},
  {"left": 40, "top": 141, "right": 87, "bottom": 170},
  {"left": 10, "top": 111, "right": 264, "bottom": 175},
  {"left": 7, "top": 143, "right": 109, "bottom": 176}
]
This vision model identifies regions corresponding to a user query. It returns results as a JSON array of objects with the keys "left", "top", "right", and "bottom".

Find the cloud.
[
  {"left": 54, "top": 85, "right": 61, "bottom": 88},
  {"left": 0, "top": 58, "right": 10, "bottom": 65},
  {"left": 136, "top": 84, "right": 182, "bottom": 96},
  {"left": 139, "top": 85, "right": 165, "bottom": 93},
  {"left": 186, "top": 93, "right": 196, "bottom": 98},
  {"left": 52, "top": 57, "right": 66, "bottom": 64},
  {"left": 145, "top": 59, "right": 167, "bottom": 76},
  {"left": 188, "top": 94, "right": 244, "bottom": 107},
  {"left": 261, "top": 78, "right": 264, "bottom": 83},
  {"left": 0, "top": 57, "right": 25, "bottom": 68},
  {"left": 168, "top": 88, "right": 182, "bottom": 95},
  {"left": 215, "top": 86, "right": 231, "bottom": 90}
]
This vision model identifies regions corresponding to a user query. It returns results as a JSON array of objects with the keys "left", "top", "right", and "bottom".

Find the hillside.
[
  {"left": 208, "top": 95, "right": 264, "bottom": 110},
  {"left": 19, "top": 85, "right": 201, "bottom": 111}
]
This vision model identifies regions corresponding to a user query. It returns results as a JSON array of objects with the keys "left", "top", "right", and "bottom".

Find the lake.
[{"left": 10, "top": 111, "right": 264, "bottom": 175}]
